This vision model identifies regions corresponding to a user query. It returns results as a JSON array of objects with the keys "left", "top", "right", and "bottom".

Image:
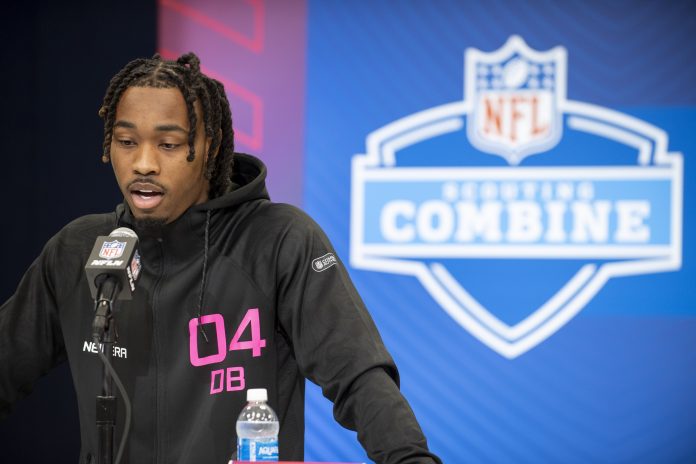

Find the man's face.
[{"left": 110, "top": 86, "right": 212, "bottom": 225}]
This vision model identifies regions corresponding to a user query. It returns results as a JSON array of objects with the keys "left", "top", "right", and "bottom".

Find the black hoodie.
[{"left": 0, "top": 154, "right": 440, "bottom": 463}]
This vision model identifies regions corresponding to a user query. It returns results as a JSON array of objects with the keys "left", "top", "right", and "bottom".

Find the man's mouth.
[{"left": 128, "top": 182, "right": 165, "bottom": 211}]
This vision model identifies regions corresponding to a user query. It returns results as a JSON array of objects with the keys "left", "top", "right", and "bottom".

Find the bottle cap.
[{"left": 246, "top": 388, "right": 267, "bottom": 402}]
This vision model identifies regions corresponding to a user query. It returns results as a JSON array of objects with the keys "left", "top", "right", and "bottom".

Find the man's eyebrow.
[
  {"left": 114, "top": 120, "right": 136, "bottom": 129},
  {"left": 155, "top": 124, "right": 188, "bottom": 133},
  {"left": 112, "top": 121, "right": 188, "bottom": 133}
]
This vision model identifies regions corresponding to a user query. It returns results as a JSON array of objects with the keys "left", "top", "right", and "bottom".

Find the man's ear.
[{"left": 205, "top": 136, "right": 212, "bottom": 160}]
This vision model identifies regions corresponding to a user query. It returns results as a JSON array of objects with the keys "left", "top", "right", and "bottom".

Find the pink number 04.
[{"left": 189, "top": 308, "right": 267, "bottom": 367}]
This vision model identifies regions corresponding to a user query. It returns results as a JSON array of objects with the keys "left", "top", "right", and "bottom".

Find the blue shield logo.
[{"left": 350, "top": 36, "right": 683, "bottom": 358}]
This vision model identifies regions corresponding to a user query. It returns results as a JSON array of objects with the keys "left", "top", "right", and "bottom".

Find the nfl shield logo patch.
[
  {"left": 350, "top": 35, "right": 683, "bottom": 359},
  {"left": 99, "top": 240, "right": 126, "bottom": 259}
]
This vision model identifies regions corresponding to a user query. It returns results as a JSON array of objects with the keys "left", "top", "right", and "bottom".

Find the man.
[{"left": 0, "top": 53, "right": 441, "bottom": 463}]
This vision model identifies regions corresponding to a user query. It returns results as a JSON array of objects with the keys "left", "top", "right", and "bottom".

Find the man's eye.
[
  {"left": 118, "top": 139, "right": 135, "bottom": 147},
  {"left": 161, "top": 143, "right": 180, "bottom": 150}
]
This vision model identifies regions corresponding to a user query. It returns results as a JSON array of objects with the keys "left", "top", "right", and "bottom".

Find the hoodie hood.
[
  {"left": 197, "top": 152, "right": 270, "bottom": 212},
  {"left": 115, "top": 152, "right": 270, "bottom": 232}
]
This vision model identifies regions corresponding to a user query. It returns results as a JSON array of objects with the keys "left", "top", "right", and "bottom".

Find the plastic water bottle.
[{"left": 235, "top": 388, "right": 279, "bottom": 462}]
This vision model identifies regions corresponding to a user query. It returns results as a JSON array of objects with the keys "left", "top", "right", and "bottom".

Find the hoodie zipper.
[{"left": 152, "top": 237, "right": 165, "bottom": 463}]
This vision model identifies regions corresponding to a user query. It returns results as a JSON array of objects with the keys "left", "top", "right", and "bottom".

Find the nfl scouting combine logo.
[{"left": 350, "top": 36, "right": 683, "bottom": 358}]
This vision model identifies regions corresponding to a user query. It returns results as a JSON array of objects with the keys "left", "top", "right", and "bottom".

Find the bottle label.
[{"left": 237, "top": 437, "right": 278, "bottom": 461}]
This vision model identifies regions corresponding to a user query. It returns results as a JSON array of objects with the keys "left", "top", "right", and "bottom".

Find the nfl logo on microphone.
[
  {"left": 99, "top": 240, "right": 127, "bottom": 259},
  {"left": 351, "top": 36, "right": 683, "bottom": 358}
]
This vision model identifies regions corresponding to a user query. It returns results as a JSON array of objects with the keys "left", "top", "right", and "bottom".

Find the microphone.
[
  {"left": 85, "top": 227, "right": 142, "bottom": 302},
  {"left": 86, "top": 229, "right": 140, "bottom": 464}
]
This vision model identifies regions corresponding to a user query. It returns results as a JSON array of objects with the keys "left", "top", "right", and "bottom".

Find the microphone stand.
[{"left": 92, "top": 277, "right": 121, "bottom": 464}]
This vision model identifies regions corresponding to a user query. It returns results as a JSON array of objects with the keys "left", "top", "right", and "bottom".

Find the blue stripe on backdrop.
[{"left": 304, "top": 1, "right": 696, "bottom": 462}]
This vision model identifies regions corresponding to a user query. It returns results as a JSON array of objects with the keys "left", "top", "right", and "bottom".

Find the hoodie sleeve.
[
  {"left": 0, "top": 235, "right": 67, "bottom": 418},
  {"left": 276, "top": 209, "right": 441, "bottom": 464}
]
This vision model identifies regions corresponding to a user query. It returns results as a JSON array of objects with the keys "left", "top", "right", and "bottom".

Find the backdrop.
[{"left": 299, "top": 2, "right": 695, "bottom": 462}]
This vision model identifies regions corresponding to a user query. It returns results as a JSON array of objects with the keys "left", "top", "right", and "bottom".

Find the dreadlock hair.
[{"left": 98, "top": 52, "right": 235, "bottom": 198}]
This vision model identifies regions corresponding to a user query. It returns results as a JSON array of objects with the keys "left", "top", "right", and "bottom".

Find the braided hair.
[{"left": 98, "top": 52, "right": 235, "bottom": 198}]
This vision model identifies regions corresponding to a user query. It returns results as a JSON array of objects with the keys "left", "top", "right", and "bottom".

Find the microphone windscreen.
[{"left": 109, "top": 227, "right": 138, "bottom": 239}]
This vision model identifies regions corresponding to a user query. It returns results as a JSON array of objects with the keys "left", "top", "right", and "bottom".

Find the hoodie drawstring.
[{"left": 196, "top": 210, "right": 211, "bottom": 343}]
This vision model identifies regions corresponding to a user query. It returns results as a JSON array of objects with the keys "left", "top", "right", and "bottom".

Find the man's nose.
[{"left": 132, "top": 143, "right": 160, "bottom": 176}]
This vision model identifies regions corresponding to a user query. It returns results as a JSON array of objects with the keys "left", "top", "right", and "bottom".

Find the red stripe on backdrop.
[
  {"left": 160, "top": 0, "right": 265, "bottom": 53},
  {"left": 159, "top": 48, "right": 264, "bottom": 151},
  {"left": 158, "top": 0, "right": 307, "bottom": 206}
]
